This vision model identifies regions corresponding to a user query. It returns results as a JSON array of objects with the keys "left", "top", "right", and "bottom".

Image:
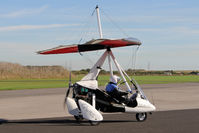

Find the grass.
[
  {"left": 133, "top": 75, "right": 199, "bottom": 84},
  {"left": 0, "top": 80, "right": 66, "bottom": 90},
  {"left": 0, "top": 75, "right": 199, "bottom": 90}
]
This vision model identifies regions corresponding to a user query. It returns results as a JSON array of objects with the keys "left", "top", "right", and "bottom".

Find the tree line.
[
  {"left": 0, "top": 62, "right": 70, "bottom": 80},
  {"left": 1, "top": 62, "right": 198, "bottom": 80}
]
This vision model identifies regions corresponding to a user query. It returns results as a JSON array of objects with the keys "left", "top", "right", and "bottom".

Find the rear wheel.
[
  {"left": 89, "top": 120, "right": 100, "bottom": 126},
  {"left": 136, "top": 113, "right": 147, "bottom": 122},
  {"left": 74, "top": 115, "right": 83, "bottom": 122}
]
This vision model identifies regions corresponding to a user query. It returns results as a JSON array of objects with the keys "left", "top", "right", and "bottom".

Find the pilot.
[{"left": 105, "top": 75, "right": 128, "bottom": 102}]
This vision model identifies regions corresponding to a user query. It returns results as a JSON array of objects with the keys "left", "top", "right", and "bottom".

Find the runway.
[
  {"left": 0, "top": 83, "right": 199, "bottom": 133},
  {"left": 0, "top": 83, "right": 199, "bottom": 120},
  {"left": 0, "top": 109, "right": 199, "bottom": 133}
]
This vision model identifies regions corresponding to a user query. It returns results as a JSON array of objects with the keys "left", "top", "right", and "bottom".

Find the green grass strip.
[{"left": 0, "top": 76, "right": 199, "bottom": 90}]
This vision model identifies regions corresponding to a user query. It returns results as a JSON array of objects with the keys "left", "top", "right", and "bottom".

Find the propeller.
[
  {"left": 63, "top": 71, "right": 73, "bottom": 109},
  {"left": 151, "top": 92, "right": 155, "bottom": 106}
]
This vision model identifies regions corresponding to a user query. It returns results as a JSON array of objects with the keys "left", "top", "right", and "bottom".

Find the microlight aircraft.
[{"left": 37, "top": 5, "right": 156, "bottom": 126}]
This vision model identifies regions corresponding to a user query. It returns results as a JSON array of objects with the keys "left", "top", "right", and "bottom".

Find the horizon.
[
  {"left": 0, "top": 0, "right": 199, "bottom": 70},
  {"left": 1, "top": 61, "right": 198, "bottom": 71}
]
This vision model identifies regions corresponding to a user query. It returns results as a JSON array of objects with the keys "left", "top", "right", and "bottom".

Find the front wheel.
[
  {"left": 89, "top": 120, "right": 100, "bottom": 126},
  {"left": 136, "top": 113, "right": 147, "bottom": 122}
]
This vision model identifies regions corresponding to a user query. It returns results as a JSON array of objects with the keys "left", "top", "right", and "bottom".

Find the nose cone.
[{"left": 150, "top": 103, "right": 156, "bottom": 111}]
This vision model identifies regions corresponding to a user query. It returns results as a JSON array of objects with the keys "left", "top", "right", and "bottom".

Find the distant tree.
[
  {"left": 100, "top": 69, "right": 108, "bottom": 74},
  {"left": 189, "top": 71, "right": 198, "bottom": 75}
]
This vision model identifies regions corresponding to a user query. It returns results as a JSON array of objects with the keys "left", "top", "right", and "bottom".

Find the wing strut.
[{"left": 78, "top": 48, "right": 133, "bottom": 93}]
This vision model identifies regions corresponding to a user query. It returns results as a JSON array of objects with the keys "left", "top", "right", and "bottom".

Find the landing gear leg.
[{"left": 136, "top": 113, "right": 147, "bottom": 122}]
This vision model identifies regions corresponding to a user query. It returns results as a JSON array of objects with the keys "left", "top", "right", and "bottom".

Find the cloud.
[
  {"left": 0, "top": 5, "right": 48, "bottom": 18},
  {"left": 0, "top": 24, "right": 80, "bottom": 31},
  {"left": 171, "top": 27, "right": 199, "bottom": 35},
  {"left": 124, "top": 26, "right": 199, "bottom": 36},
  {"left": 109, "top": 15, "right": 199, "bottom": 25}
]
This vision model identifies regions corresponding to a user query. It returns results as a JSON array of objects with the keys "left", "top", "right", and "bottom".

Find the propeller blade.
[
  {"left": 63, "top": 87, "right": 70, "bottom": 110},
  {"left": 63, "top": 71, "right": 73, "bottom": 110},
  {"left": 69, "top": 71, "right": 72, "bottom": 87},
  {"left": 151, "top": 93, "right": 155, "bottom": 106}
]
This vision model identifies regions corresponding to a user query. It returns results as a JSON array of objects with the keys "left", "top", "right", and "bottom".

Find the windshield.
[{"left": 131, "top": 78, "right": 148, "bottom": 100}]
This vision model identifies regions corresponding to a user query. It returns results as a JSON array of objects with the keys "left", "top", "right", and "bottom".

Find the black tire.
[
  {"left": 0, "top": 119, "right": 7, "bottom": 125},
  {"left": 74, "top": 115, "right": 83, "bottom": 122},
  {"left": 89, "top": 120, "right": 100, "bottom": 126},
  {"left": 136, "top": 113, "right": 147, "bottom": 122}
]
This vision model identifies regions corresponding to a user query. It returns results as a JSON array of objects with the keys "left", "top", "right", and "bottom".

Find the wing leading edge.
[{"left": 37, "top": 37, "right": 141, "bottom": 55}]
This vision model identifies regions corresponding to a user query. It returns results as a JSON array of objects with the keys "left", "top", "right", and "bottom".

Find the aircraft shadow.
[{"left": 0, "top": 118, "right": 137, "bottom": 126}]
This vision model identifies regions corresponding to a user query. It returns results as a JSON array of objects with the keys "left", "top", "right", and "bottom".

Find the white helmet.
[{"left": 110, "top": 75, "right": 121, "bottom": 84}]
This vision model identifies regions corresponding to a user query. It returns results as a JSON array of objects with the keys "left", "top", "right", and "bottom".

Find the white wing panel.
[{"left": 78, "top": 99, "right": 103, "bottom": 121}]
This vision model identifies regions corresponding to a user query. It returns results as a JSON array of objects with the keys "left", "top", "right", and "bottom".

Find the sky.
[{"left": 0, "top": 0, "right": 199, "bottom": 70}]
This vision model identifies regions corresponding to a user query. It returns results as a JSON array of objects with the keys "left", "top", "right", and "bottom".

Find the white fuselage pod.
[
  {"left": 125, "top": 97, "right": 156, "bottom": 113},
  {"left": 78, "top": 99, "right": 103, "bottom": 122},
  {"left": 66, "top": 97, "right": 80, "bottom": 116}
]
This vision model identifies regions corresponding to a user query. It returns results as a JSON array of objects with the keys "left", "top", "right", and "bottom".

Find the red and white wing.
[{"left": 37, "top": 37, "right": 141, "bottom": 55}]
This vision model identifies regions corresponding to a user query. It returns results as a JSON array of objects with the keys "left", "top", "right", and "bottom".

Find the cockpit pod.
[{"left": 125, "top": 93, "right": 156, "bottom": 113}]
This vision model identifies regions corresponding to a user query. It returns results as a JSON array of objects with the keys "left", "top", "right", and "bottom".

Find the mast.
[{"left": 96, "top": 5, "right": 103, "bottom": 39}]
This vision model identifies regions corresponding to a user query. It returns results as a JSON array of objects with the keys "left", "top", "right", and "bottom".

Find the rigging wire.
[
  {"left": 124, "top": 46, "right": 139, "bottom": 75},
  {"left": 100, "top": 9, "right": 129, "bottom": 38},
  {"left": 99, "top": 7, "right": 141, "bottom": 75},
  {"left": 78, "top": 6, "right": 140, "bottom": 71},
  {"left": 78, "top": 10, "right": 96, "bottom": 44},
  {"left": 80, "top": 53, "right": 95, "bottom": 66},
  {"left": 78, "top": 7, "right": 97, "bottom": 66},
  {"left": 132, "top": 46, "right": 140, "bottom": 75},
  {"left": 52, "top": 7, "right": 96, "bottom": 46},
  {"left": 125, "top": 47, "right": 135, "bottom": 70},
  {"left": 79, "top": 7, "right": 107, "bottom": 67}
]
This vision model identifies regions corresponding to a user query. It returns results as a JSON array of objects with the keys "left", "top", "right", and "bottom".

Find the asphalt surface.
[
  {"left": 0, "top": 83, "right": 199, "bottom": 132},
  {"left": 1, "top": 83, "right": 199, "bottom": 120},
  {"left": 0, "top": 109, "right": 199, "bottom": 133},
  {"left": 1, "top": 82, "right": 198, "bottom": 99}
]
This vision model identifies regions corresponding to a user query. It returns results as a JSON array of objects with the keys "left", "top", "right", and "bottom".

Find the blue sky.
[{"left": 0, "top": 0, "right": 199, "bottom": 70}]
